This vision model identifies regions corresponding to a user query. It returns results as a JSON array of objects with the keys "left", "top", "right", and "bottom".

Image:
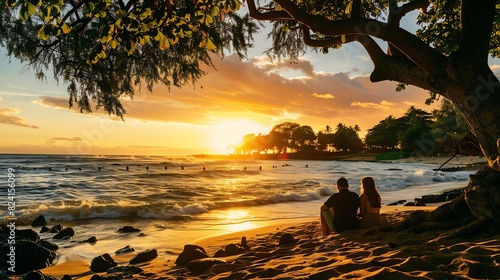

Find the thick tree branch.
[
  {"left": 458, "top": 0, "right": 495, "bottom": 66},
  {"left": 301, "top": 25, "right": 440, "bottom": 96},
  {"left": 247, "top": 0, "right": 293, "bottom": 21},
  {"left": 302, "top": 26, "right": 353, "bottom": 47},
  {"left": 248, "top": 0, "right": 447, "bottom": 77},
  {"left": 302, "top": 26, "right": 386, "bottom": 64},
  {"left": 370, "top": 55, "right": 443, "bottom": 94},
  {"left": 389, "top": 0, "right": 430, "bottom": 28}
]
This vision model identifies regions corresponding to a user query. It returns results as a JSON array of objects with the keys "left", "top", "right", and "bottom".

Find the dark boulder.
[
  {"left": 186, "top": 258, "right": 227, "bottom": 274},
  {"left": 53, "top": 228, "right": 75, "bottom": 239},
  {"left": 129, "top": 249, "right": 158, "bottom": 264},
  {"left": 240, "top": 236, "right": 250, "bottom": 250},
  {"left": 22, "top": 270, "right": 58, "bottom": 280},
  {"left": 47, "top": 225, "right": 63, "bottom": 233},
  {"left": 60, "top": 275, "right": 72, "bottom": 280},
  {"left": 31, "top": 215, "right": 47, "bottom": 227},
  {"left": 0, "top": 240, "right": 56, "bottom": 274},
  {"left": 90, "top": 253, "right": 117, "bottom": 272},
  {"left": 225, "top": 243, "right": 247, "bottom": 254},
  {"left": 175, "top": 244, "right": 208, "bottom": 266},
  {"left": 213, "top": 243, "right": 247, "bottom": 257},
  {"left": 38, "top": 239, "right": 59, "bottom": 251},
  {"left": 17, "top": 229, "right": 40, "bottom": 242},
  {"left": 117, "top": 226, "right": 141, "bottom": 233},
  {"left": 40, "top": 226, "right": 50, "bottom": 233},
  {"left": 82, "top": 236, "right": 97, "bottom": 243},
  {"left": 278, "top": 233, "right": 297, "bottom": 246},
  {"left": 212, "top": 249, "right": 228, "bottom": 258},
  {"left": 115, "top": 245, "right": 134, "bottom": 255}
]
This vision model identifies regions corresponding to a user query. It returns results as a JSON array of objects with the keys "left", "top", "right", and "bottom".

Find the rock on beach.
[
  {"left": 175, "top": 244, "right": 209, "bottom": 266},
  {"left": 129, "top": 248, "right": 158, "bottom": 264},
  {"left": 90, "top": 253, "right": 117, "bottom": 272},
  {"left": 0, "top": 240, "right": 56, "bottom": 274}
]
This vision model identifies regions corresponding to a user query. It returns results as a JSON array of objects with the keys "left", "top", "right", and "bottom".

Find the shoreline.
[
  {"left": 34, "top": 205, "right": 500, "bottom": 280},
  {"left": 3, "top": 157, "right": 489, "bottom": 279},
  {"left": 194, "top": 152, "right": 487, "bottom": 167}
]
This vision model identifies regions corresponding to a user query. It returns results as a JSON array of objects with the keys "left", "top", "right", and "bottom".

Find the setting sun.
[{"left": 204, "top": 119, "right": 270, "bottom": 154}]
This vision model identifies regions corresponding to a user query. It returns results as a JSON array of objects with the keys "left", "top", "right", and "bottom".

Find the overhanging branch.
[
  {"left": 247, "top": 0, "right": 293, "bottom": 21},
  {"left": 389, "top": 0, "right": 430, "bottom": 28},
  {"left": 247, "top": 0, "right": 447, "bottom": 77},
  {"left": 301, "top": 26, "right": 385, "bottom": 64}
]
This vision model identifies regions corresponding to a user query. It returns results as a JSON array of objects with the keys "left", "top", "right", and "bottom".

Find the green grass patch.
[{"left": 375, "top": 151, "right": 409, "bottom": 160}]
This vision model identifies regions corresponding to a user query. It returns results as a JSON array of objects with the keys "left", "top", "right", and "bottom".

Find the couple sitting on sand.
[{"left": 320, "top": 177, "right": 382, "bottom": 234}]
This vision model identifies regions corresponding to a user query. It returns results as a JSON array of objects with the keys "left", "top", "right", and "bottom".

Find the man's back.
[{"left": 328, "top": 189, "right": 360, "bottom": 232}]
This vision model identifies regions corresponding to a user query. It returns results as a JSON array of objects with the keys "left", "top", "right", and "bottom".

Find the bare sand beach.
[{"left": 37, "top": 205, "right": 500, "bottom": 279}]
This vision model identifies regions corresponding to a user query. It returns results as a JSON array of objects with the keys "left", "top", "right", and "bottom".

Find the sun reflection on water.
[{"left": 222, "top": 210, "right": 258, "bottom": 232}]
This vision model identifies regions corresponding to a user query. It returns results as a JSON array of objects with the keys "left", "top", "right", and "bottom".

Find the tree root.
[{"left": 388, "top": 165, "right": 500, "bottom": 238}]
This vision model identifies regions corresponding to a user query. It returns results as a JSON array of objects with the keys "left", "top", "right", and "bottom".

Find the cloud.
[
  {"left": 33, "top": 96, "right": 69, "bottom": 109},
  {"left": 351, "top": 100, "right": 396, "bottom": 111},
  {"left": 251, "top": 56, "right": 315, "bottom": 77},
  {"left": 51, "top": 137, "right": 83, "bottom": 142},
  {"left": 33, "top": 54, "right": 437, "bottom": 135},
  {"left": 312, "top": 93, "right": 335, "bottom": 99},
  {"left": 0, "top": 108, "right": 39, "bottom": 129}
]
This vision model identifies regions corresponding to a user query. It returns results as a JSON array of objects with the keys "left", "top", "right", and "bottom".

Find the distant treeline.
[{"left": 232, "top": 99, "right": 471, "bottom": 157}]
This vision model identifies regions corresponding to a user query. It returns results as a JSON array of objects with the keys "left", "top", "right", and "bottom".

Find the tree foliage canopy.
[{"left": 0, "top": 0, "right": 257, "bottom": 118}]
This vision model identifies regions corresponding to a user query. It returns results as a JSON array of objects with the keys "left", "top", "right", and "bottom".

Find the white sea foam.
[{"left": 0, "top": 154, "right": 478, "bottom": 226}]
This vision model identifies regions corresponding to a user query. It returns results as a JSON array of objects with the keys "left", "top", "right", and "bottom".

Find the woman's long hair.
[{"left": 361, "top": 177, "right": 381, "bottom": 208}]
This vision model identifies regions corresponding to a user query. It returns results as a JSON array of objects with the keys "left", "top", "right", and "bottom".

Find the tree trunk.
[
  {"left": 398, "top": 63, "right": 500, "bottom": 235},
  {"left": 443, "top": 62, "right": 500, "bottom": 162}
]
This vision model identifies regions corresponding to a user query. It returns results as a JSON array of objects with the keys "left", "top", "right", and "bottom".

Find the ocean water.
[{"left": 0, "top": 154, "right": 478, "bottom": 263}]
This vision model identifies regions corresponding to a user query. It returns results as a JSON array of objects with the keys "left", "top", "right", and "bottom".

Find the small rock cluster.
[{"left": 0, "top": 215, "right": 157, "bottom": 279}]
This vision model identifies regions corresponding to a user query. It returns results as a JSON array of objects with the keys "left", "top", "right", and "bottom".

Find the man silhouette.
[{"left": 320, "top": 177, "right": 360, "bottom": 233}]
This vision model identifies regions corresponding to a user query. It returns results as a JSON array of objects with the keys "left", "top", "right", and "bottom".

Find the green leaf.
[
  {"left": 109, "top": 38, "right": 119, "bottom": 49},
  {"left": 27, "top": 2, "right": 37, "bottom": 15},
  {"left": 211, "top": 6, "right": 220, "bottom": 16},
  {"left": 199, "top": 37, "right": 216, "bottom": 50},
  {"left": 127, "top": 41, "right": 136, "bottom": 55},
  {"left": 345, "top": 2, "right": 352, "bottom": 15},
  {"left": 6, "top": 0, "right": 16, "bottom": 7},
  {"left": 154, "top": 30, "right": 164, "bottom": 41},
  {"left": 20, "top": 5, "right": 29, "bottom": 21},
  {"left": 115, "top": 18, "right": 123, "bottom": 29},
  {"left": 86, "top": 2, "right": 95, "bottom": 11},
  {"left": 116, "top": 9, "right": 126, "bottom": 17},
  {"left": 168, "top": 36, "right": 179, "bottom": 45},
  {"left": 159, "top": 35, "right": 170, "bottom": 50},
  {"left": 61, "top": 22, "right": 71, "bottom": 34},
  {"left": 100, "top": 35, "right": 111, "bottom": 43},
  {"left": 37, "top": 25, "right": 50, "bottom": 41},
  {"left": 97, "top": 51, "right": 106, "bottom": 59}
]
